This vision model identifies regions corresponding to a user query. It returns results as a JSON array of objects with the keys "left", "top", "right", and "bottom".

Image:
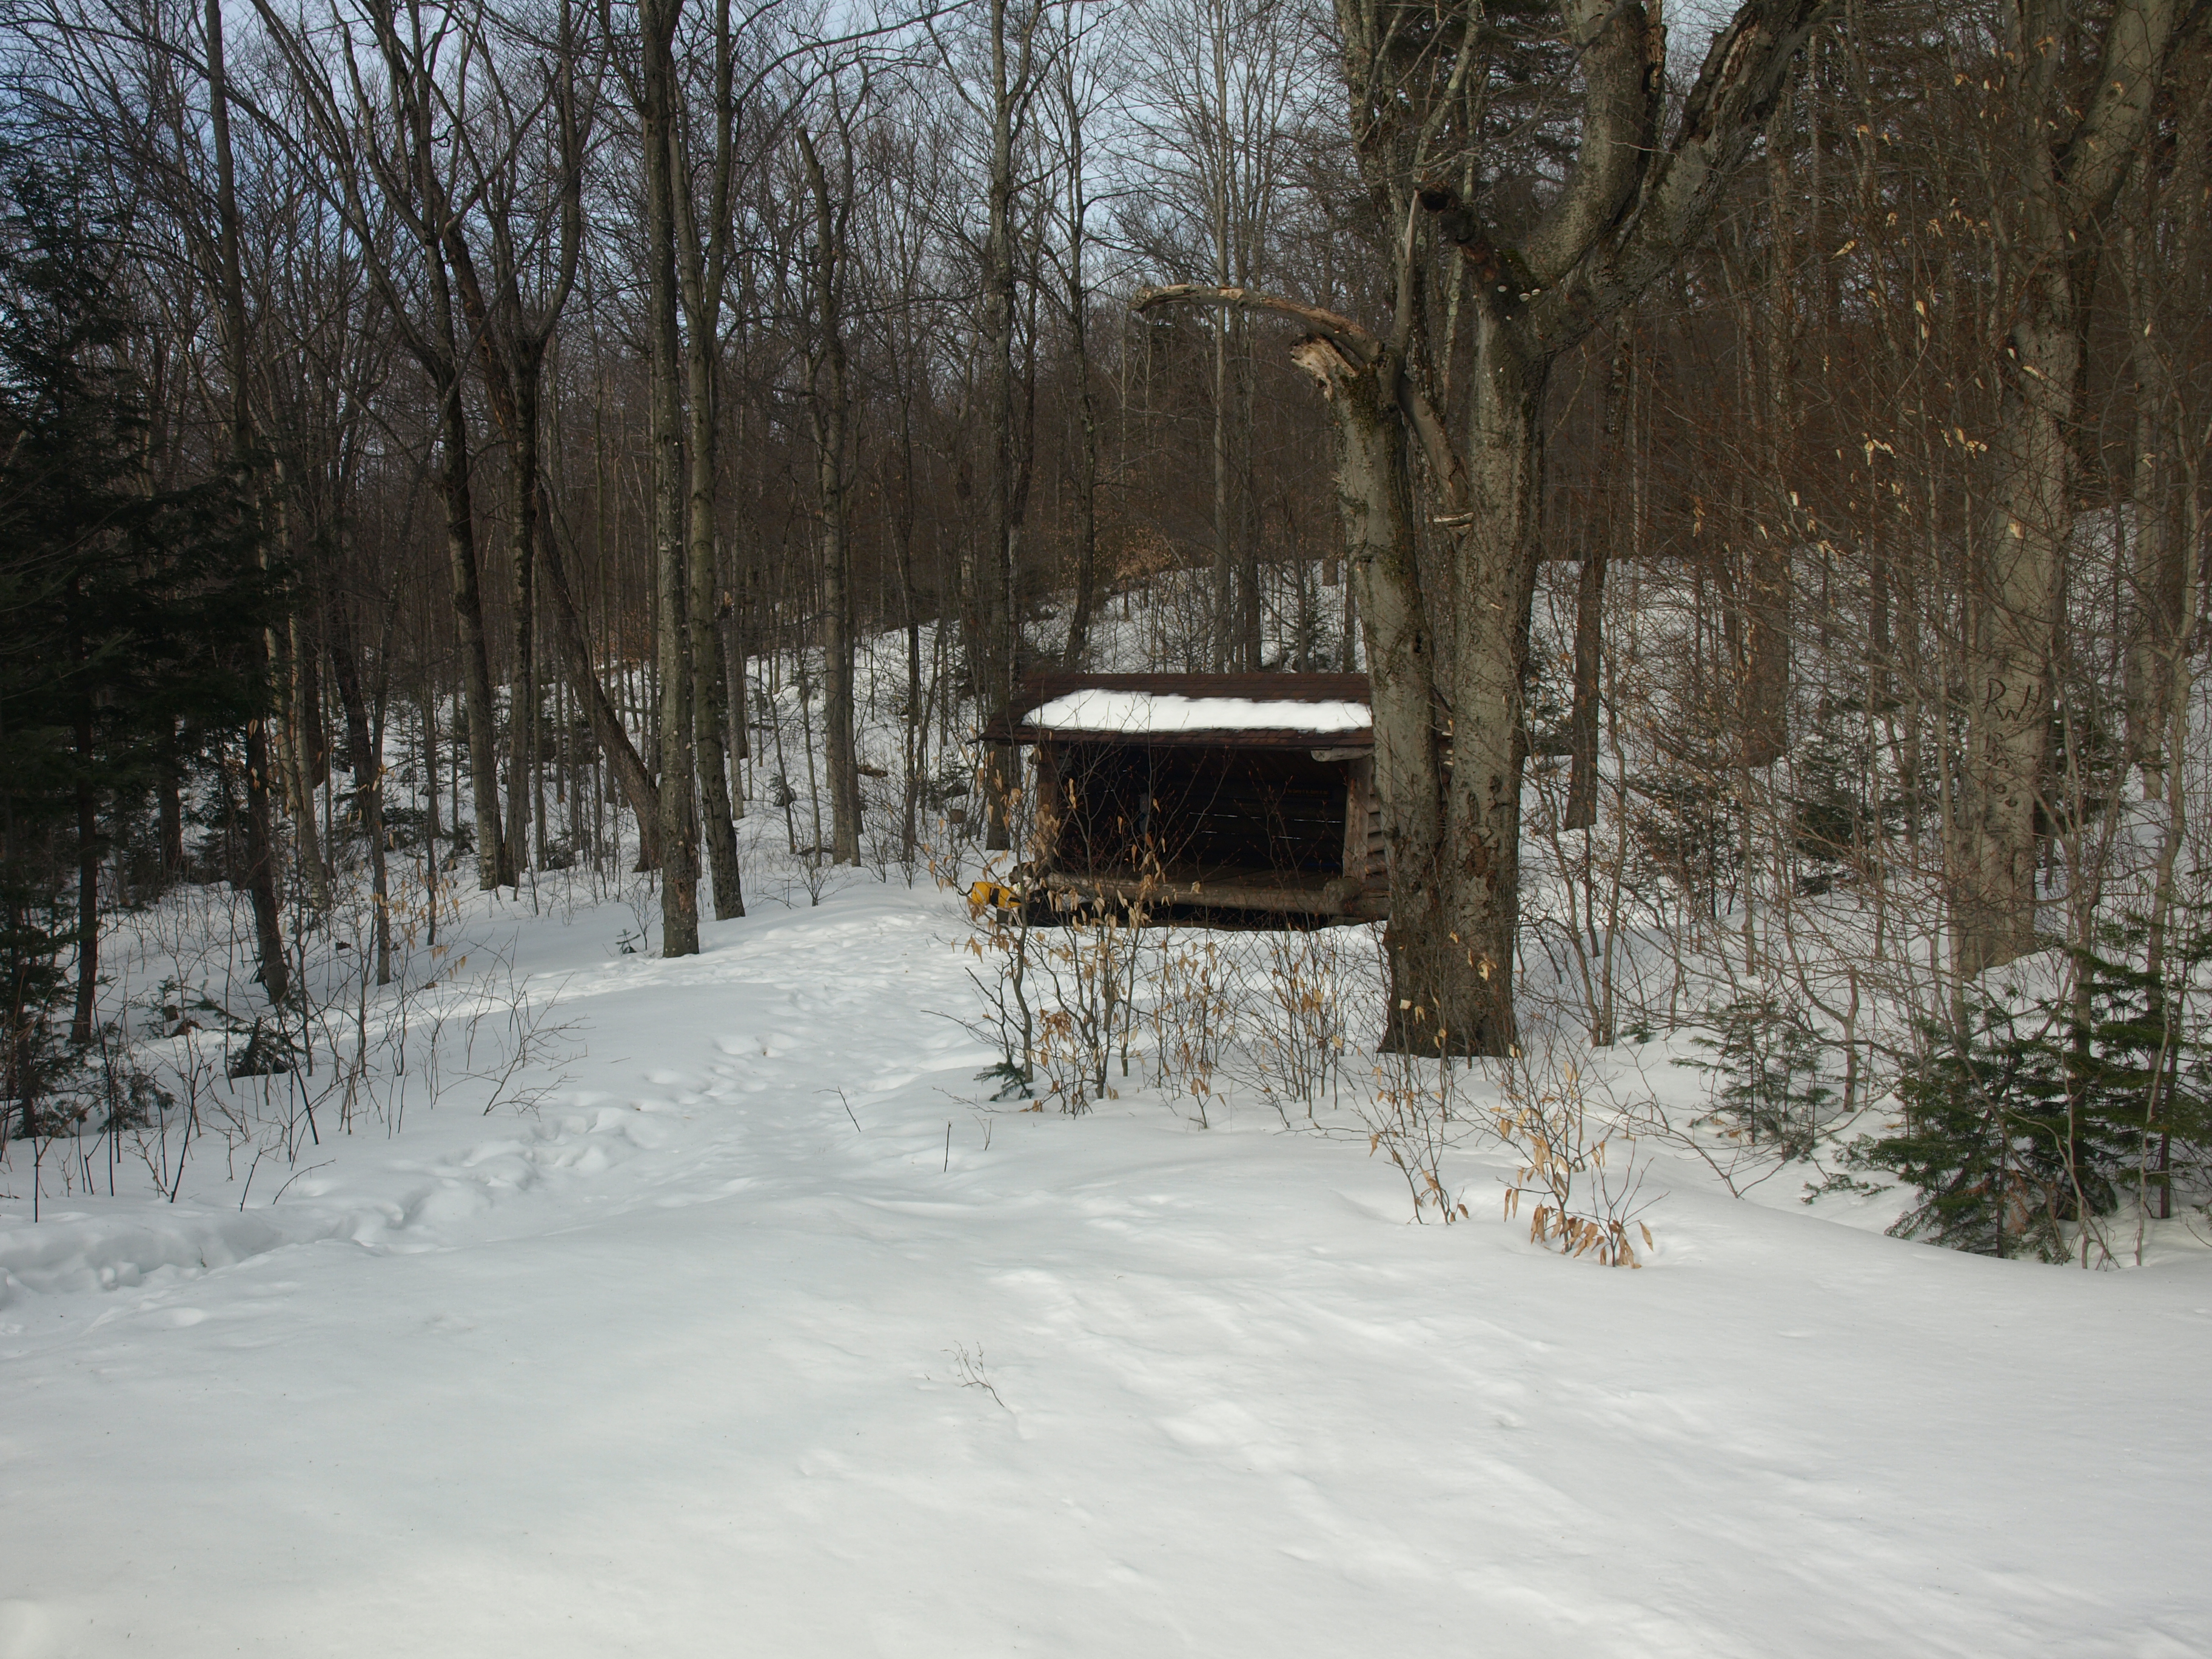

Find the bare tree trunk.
[
  {"left": 800, "top": 127, "right": 862, "bottom": 866},
  {"left": 434, "top": 375, "right": 512, "bottom": 893},
  {"left": 363, "top": 0, "right": 515, "bottom": 895},
  {"left": 1281, "top": 329, "right": 1449, "bottom": 1051},
  {"left": 508, "top": 370, "right": 538, "bottom": 878},
  {"left": 1139, "top": 0, "right": 1827, "bottom": 1052},
  {"left": 888, "top": 335, "right": 925, "bottom": 860},
  {"left": 675, "top": 292, "right": 742, "bottom": 912},
  {"left": 671, "top": 0, "right": 746, "bottom": 916},
  {"left": 273, "top": 484, "right": 331, "bottom": 910},
  {"left": 1057, "top": 49, "right": 1101, "bottom": 669},
  {"left": 979, "top": 0, "right": 1037, "bottom": 852},
  {"left": 642, "top": 0, "right": 700, "bottom": 954},
  {"left": 420, "top": 683, "right": 440, "bottom": 947},
  {"left": 70, "top": 711, "right": 98, "bottom": 1046},
  {"left": 1212, "top": 303, "right": 1233, "bottom": 671},
  {"left": 1953, "top": 0, "right": 2192, "bottom": 979},
  {"left": 205, "top": 0, "right": 285, "bottom": 1002},
  {"left": 326, "top": 602, "right": 393, "bottom": 985},
  {"left": 1740, "top": 99, "right": 1797, "bottom": 769},
  {"left": 540, "top": 501, "right": 662, "bottom": 867},
  {"left": 157, "top": 760, "right": 184, "bottom": 879},
  {"left": 1438, "top": 324, "right": 1545, "bottom": 1053},
  {"left": 685, "top": 369, "right": 746, "bottom": 910},
  {"left": 1564, "top": 545, "right": 1606, "bottom": 830}
]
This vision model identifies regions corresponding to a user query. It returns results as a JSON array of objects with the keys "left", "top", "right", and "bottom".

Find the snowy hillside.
[{"left": 4, "top": 846, "right": 2210, "bottom": 1656}]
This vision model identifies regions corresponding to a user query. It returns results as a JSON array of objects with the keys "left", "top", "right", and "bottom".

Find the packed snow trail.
[{"left": 2, "top": 885, "right": 2208, "bottom": 1657}]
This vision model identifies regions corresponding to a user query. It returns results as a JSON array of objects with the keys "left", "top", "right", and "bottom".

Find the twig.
[{"left": 948, "top": 1343, "right": 1007, "bottom": 1410}]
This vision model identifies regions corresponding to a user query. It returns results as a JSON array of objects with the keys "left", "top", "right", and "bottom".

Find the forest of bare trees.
[{"left": 5, "top": 0, "right": 2210, "bottom": 1256}]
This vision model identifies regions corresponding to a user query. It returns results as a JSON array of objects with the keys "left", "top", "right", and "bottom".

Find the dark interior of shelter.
[{"left": 1039, "top": 742, "right": 1349, "bottom": 881}]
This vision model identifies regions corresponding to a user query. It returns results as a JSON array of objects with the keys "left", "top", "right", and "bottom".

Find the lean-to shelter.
[{"left": 980, "top": 672, "right": 1387, "bottom": 921}]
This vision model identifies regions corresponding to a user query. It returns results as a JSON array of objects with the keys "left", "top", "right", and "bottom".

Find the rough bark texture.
[
  {"left": 642, "top": 0, "right": 700, "bottom": 955},
  {"left": 275, "top": 489, "right": 330, "bottom": 911},
  {"left": 206, "top": 0, "right": 285, "bottom": 1002},
  {"left": 1952, "top": 0, "right": 2196, "bottom": 979},
  {"left": 800, "top": 128, "right": 862, "bottom": 867},
  {"left": 325, "top": 606, "right": 393, "bottom": 984},
  {"left": 434, "top": 377, "right": 512, "bottom": 893},
  {"left": 1058, "top": 60, "right": 1101, "bottom": 671},
  {"left": 1141, "top": 0, "right": 1830, "bottom": 1053},
  {"left": 1440, "top": 326, "right": 1544, "bottom": 1053},
  {"left": 1289, "top": 335, "right": 1456, "bottom": 1053},
  {"left": 70, "top": 716, "right": 97, "bottom": 1045},
  {"left": 674, "top": 4, "right": 745, "bottom": 916},
  {"left": 686, "top": 387, "right": 746, "bottom": 909},
  {"left": 1564, "top": 546, "right": 1605, "bottom": 830},
  {"left": 505, "top": 368, "right": 538, "bottom": 876},
  {"left": 675, "top": 317, "right": 741, "bottom": 911},
  {"left": 977, "top": 0, "right": 1036, "bottom": 852}
]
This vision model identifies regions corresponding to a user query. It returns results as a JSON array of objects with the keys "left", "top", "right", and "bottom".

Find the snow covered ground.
[{"left": 4, "top": 870, "right": 2210, "bottom": 1657}]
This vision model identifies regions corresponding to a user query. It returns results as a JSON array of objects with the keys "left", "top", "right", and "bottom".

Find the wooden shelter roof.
[{"left": 980, "top": 672, "right": 1375, "bottom": 750}]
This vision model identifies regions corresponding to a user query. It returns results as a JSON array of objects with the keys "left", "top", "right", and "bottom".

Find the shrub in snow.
[{"left": 1865, "top": 930, "right": 2212, "bottom": 1264}]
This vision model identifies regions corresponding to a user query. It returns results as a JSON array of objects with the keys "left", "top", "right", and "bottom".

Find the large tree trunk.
[
  {"left": 678, "top": 206, "right": 745, "bottom": 916},
  {"left": 1212, "top": 306, "right": 1235, "bottom": 670},
  {"left": 1289, "top": 333, "right": 1450, "bottom": 1052},
  {"left": 1140, "top": 0, "right": 1828, "bottom": 1054},
  {"left": 1438, "top": 327, "right": 1546, "bottom": 1055},
  {"left": 671, "top": 14, "right": 746, "bottom": 919},
  {"left": 1058, "top": 64, "right": 1101, "bottom": 671},
  {"left": 1563, "top": 546, "right": 1606, "bottom": 830},
  {"left": 890, "top": 363, "right": 926, "bottom": 860},
  {"left": 272, "top": 485, "right": 331, "bottom": 911},
  {"left": 71, "top": 713, "right": 98, "bottom": 1046},
  {"left": 370, "top": 1, "right": 513, "bottom": 896},
  {"left": 157, "top": 760, "right": 184, "bottom": 879},
  {"left": 205, "top": 0, "right": 284, "bottom": 1002},
  {"left": 686, "top": 381, "right": 746, "bottom": 913},
  {"left": 816, "top": 410, "right": 860, "bottom": 867},
  {"left": 979, "top": 0, "right": 1034, "bottom": 852},
  {"left": 1952, "top": 0, "right": 2193, "bottom": 979},
  {"left": 641, "top": 0, "right": 700, "bottom": 956},
  {"left": 507, "top": 369, "right": 540, "bottom": 879},
  {"left": 800, "top": 129, "right": 862, "bottom": 868},
  {"left": 1956, "top": 284, "right": 2071, "bottom": 978},
  {"left": 326, "top": 603, "right": 393, "bottom": 985},
  {"left": 433, "top": 375, "right": 513, "bottom": 893}
]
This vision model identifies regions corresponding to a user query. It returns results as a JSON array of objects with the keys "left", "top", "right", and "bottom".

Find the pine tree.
[
  {"left": 1872, "top": 936, "right": 2211, "bottom": 1261},
  {"left": 0, "top": 146, "right": 278, "bottom": 1130}
]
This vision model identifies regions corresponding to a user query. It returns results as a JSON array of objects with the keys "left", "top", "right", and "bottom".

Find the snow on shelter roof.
[
  {"left": 984, "top": 672, "right": 1374, "bottom": 747},
  {"left": 1030, "top": 689, "right": 1370, "bottom": 736}
]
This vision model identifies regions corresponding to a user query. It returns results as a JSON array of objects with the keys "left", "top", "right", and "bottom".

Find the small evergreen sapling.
[
  {"left": 1681, "top": 998, "right": 1836, "bottom": 1160},
  {"left": 1869, "top": 933, "right": 2210, "bottom": 1261}
]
